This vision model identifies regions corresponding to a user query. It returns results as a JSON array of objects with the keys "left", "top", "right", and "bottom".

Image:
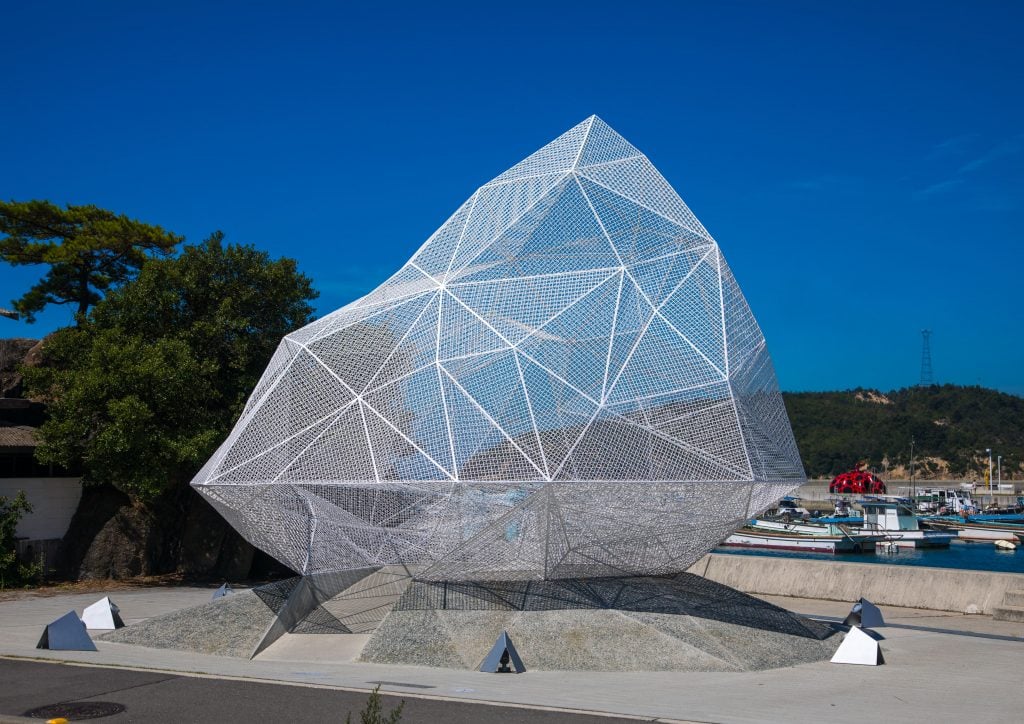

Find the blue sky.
[{"left": 2, "top": 1, "right": 1021, "bottom": 394}]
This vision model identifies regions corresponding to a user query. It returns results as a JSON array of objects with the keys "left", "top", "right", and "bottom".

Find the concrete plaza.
[{"left": 1, "top": 585, "right": 1021, "bottom": 723}]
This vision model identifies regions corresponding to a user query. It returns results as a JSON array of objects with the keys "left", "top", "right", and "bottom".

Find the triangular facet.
[
  {"left": 441, "top": 354, "right": 546, "bottom": 480},
  {"left": 306, "top": 293, "right": 434, "bottom": 394},
  {"left": 448, "top": 269, "right": 613, "bottom": 344},
  {"left": 489, "top": 117, "right": 593, "bottom": 184},
  {"left": 448, "top": 173, "right": 568, "bottom": 274},
  {"left": 278, "top": 403, "right": 378, "bottom": 482},
  {"left": 420, "top": 488, "right": 551, "bottom": 580},
  {"left": 519, "top": 273, "right": 621, "bottom": 401},
  {"left": 577, "top": 117, "right": 643, "bottom": 169},
  {"left": 451, "top": 179, "right": 620, "bottom": 282},
  {"left": 364, "top": 366, "right": 455, "bottom": 479},
  {"left": 607, "top": 315, "right": 725, "bottom": 403},
  {"left": 579, "top": 155, "right": 712, "bottom": 241},
  {"left": 657, "top": 252, "right": 726, "bottom": 371},
  {"left": 518, "top": 355, "right": 600, "bottom": 476},
  {"left": 580, "top": 176, "right": 707, "bottom": 264},
  {"left": 438, "top": 289, "right": 511, "bottom": 361}
]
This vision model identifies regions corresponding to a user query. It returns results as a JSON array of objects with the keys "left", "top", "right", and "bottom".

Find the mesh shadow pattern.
[{"left": 396, "top": 574, "right": 833, "bottom": 640}]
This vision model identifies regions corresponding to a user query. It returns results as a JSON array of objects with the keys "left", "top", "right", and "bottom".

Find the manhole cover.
[{"left": 25, "top": 701, "right": 126, "bottom": 720}]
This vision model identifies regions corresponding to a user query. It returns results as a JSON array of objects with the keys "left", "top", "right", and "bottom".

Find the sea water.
[{"left": 715, "top": 539, "right": 1024, "bottom": 574}]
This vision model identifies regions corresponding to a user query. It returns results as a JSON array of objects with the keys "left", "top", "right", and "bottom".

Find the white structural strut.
[{"left": 191, "top": 116, "right": 806, "bottom": 581}]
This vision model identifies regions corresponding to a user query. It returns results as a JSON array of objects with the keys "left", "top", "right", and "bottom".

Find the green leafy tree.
[
  {"left": 1, "top": 491, "right": 39, "bottom": 588},
  {"left": 23, "top": 232, "right": 317, "bottom": 501},
  {"left": 0, "top": 200, "right": 182, "bottom": 322}
]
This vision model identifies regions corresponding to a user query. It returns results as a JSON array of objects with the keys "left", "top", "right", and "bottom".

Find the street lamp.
[
  {"left": 997, "top": 455, "right": 1002, "bottom": 489},
  {"left": 986, "top": 448, "right": 993, "bottom": 494}
]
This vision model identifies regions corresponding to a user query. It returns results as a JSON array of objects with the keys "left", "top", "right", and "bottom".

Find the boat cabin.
[{"left": 860, "top": 499, "right": 921, "bottom": 532}]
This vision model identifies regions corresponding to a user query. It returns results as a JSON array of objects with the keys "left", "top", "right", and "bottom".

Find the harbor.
[
  {"left": 717, "top": 538, "right": 1024, "bottom": 574},
  {"left": 721, "top": 476, "right": 1023, "bottom": 569}
]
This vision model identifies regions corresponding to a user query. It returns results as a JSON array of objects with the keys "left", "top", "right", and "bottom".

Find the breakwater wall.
[{"left": 687, "top": 553, "right": 1024, "bottom": 614}]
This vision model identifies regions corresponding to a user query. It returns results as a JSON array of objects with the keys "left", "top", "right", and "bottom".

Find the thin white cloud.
[
  {"left": 914, "top": 178, "right": 964, "bottom": 198},
  {"left": 958, "top": 135, "right": 1023, "bottom": 173},
  {"left": 916, "top": 132, "right": 1023, "bottom": 199},
  {"left": 928, "top": 133, "right": 980, "bottom": 158}
]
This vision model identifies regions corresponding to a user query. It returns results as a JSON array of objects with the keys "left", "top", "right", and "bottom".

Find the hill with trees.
[{"left": 783, "top": 385, "right": 1024, "bottom": 481}]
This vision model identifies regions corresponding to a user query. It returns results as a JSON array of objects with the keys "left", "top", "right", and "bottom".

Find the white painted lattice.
[{"left": 192, "top": 117, "right": 805, "bottom": 581}]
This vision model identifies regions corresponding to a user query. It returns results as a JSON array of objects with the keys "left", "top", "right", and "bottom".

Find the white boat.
[
  {"left": 723, "top": 527, "right": 884, "bottom": 554},
  {"left": 920, "top": 518, "right": 1024, "bottom": 543},
  {"left": 859, "top": 499, "right": 955, "bottom": 548},
  {"left": 750, "top": 518, "right": 853, "bottom": 536},
  {"left": 957, "top": 526, "right": 1021, "bottom": 542}
]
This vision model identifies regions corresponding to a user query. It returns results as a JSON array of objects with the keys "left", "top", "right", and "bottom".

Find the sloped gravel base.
[{"left": 359, "top": 574, "right": 841, "bottom": 672}]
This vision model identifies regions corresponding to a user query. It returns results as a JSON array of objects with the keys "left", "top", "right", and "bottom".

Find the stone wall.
[
  {"left": 688, "top": 553, "right": 1024, "bottom": 614},
  {"left": 0, "top": 477, "right": 81, "bottom": 540}
]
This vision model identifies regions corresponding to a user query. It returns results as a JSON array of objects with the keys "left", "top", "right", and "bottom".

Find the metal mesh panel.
[{"left": 192, "top": 116, "right": 805, "bottom": 580}]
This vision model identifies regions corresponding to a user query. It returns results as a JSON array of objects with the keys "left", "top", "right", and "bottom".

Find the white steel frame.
[{"left": 192, "top": 117, "right": 805, "bottom": 581}]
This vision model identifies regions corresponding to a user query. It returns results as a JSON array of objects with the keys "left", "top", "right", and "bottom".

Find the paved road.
[{"left": 0, "top": 659, "right": 648, "bottom": 723}]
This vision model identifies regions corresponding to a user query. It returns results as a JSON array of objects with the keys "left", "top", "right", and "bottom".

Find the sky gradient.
[{"left": 2, "top": 1, "right": 1021, "bottom": 394}]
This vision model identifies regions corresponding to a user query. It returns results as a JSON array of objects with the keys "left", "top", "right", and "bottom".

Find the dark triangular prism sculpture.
[
  {"left": 479, "top": 630, "right": 526, "bottom": 673},
  {"left": 212, "top": 582, "right": 233, "bottom": 601},
  {"left": 37, "top": 610, "right": 97, "bottom": 651},
  {"left": 842, "top": 597, "right": 884, "bottom": 628}
]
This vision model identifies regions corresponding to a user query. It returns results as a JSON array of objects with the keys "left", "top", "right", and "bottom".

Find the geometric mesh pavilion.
[{"left": 191, "top": 116, "right": 805, "bottom": 582}]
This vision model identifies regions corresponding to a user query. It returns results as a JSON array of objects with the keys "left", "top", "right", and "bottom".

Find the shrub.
[{"left": 0, "top": 491, "right": 41, "bottom": 588}]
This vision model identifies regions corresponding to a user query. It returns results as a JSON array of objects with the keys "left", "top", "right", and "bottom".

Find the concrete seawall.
[{"left": 688, "top": 553, "right": 1024, "bottom": 614}]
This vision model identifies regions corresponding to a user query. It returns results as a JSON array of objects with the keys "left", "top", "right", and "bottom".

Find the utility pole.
[
  {"left": 997, "top": 455, "right": 1002, "bottom": 490},
  {"left": 910, "top": 438, "right": 916, "bottom": 499},
  {"left": 919, "top": 329, "right": 933, "bottom": 386},
  {"left": 986, "top": 448, "right": 993, "bottom": 496}
]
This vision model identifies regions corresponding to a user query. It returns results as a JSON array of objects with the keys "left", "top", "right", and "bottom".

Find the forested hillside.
[{"left": 783, "top": 385, "right": 1024, "bottom": 480}]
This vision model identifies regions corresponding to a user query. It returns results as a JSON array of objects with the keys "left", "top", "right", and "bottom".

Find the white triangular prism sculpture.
[
  {"left": 830, "top": 626, "right": 885, "bottom": 666},
  {"left": 81, "top": 596, "right": 125, "bottom": 630},
  {"left": 191, "top": 116, "right": 806, "bottom": 581}
]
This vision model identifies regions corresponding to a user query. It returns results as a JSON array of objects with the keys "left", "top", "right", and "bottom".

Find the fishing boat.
[
  {"left": 920, "top": 517, "right": 1024, "bottom": 543},
  {"left": 723, "top": 520, "right": 887, "bottom": 554},
  {"left": 859, "top": 498, "right": 956, "bottom": 548}
]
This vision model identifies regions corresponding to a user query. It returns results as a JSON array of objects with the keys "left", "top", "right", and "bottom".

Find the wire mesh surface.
[{"left": 192, "top": 116, "right": 805, "bottom": 581}]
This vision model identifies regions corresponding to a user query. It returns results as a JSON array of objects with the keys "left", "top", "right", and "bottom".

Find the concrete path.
[{"left": 1, "top": 586, "right": 1021, "bottom": 723}]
